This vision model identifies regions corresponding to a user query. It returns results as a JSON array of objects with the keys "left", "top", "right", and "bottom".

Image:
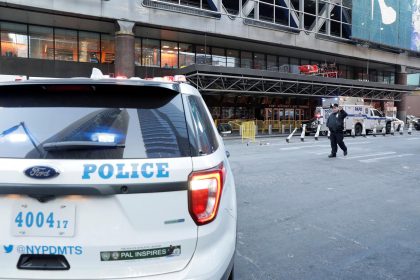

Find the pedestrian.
[{"left": 326, "top": 103, "right": 348, "bottom": 158}]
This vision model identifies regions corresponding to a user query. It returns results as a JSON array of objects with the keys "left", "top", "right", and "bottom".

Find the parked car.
[{"left": 0, "top": 78, "right": 237, "bottom": 280}]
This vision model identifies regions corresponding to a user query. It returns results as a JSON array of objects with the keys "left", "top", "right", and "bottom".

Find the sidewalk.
[{"left": 221, "top": 132, "right": 291, "bottom": 140}]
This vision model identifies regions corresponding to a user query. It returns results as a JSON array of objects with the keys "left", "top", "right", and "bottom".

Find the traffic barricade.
[{"left": 241, "top": 121, "right": 256, "bottom": 143}]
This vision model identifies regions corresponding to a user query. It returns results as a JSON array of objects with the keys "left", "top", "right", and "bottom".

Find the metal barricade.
[{"left": 241, "top": 121, "right": 256, "bottom": 143}]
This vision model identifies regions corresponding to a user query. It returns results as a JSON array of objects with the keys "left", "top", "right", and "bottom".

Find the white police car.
[{"left": 0, "top": 78, "right": 236, "bottom": 279}]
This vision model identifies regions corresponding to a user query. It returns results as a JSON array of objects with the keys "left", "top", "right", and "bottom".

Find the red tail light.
[{"left": 188, "top": 163, "right": 225, "bottom": 225}]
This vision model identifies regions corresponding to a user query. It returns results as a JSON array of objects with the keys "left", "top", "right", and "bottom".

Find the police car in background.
[{"left": 0, "top": 77, "right": 236, "bottom": 279}]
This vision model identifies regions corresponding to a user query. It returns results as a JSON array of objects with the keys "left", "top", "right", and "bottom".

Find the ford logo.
[{"left": 24, "top": 166, "right": 60, "bottom": 179}]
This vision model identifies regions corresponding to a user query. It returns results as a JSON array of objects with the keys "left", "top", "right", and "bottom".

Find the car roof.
[
  {"left": 0, "top": 78, "right": 185, "bottom": 91},
  {"left": 0, "top": 78, "right": 201, "bottom": 97}
]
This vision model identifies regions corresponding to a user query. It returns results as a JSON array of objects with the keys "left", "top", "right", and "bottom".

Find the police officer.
[{"left": 326, "top": 103, "right": 348, "bottom": 158}]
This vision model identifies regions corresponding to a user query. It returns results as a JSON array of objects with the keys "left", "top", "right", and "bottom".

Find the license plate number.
[{"left": 12, "top": 203, "right": 75, "bottom": 237}]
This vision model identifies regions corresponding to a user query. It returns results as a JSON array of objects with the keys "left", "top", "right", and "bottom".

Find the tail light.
[{"left": 188, "top": 163, "right": 226, "bottom": 225}]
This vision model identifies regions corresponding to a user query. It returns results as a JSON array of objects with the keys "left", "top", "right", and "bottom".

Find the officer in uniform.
[{"left": 326, "top": 103, "right": 348, "bottom": 158}]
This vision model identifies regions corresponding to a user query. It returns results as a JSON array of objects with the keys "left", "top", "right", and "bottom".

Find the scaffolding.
[{"left": 177, "top": 65, "right": 413, "bottom": 101}]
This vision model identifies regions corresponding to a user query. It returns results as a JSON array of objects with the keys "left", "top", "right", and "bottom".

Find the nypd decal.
[{"left": 82, "top": 163, "right": 169, "bottom": 180}]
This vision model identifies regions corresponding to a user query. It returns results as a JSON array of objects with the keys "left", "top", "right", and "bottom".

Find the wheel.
[
  {"left": 355, "top": 123, "right": 362, "bottom": 136},
  {"left": 320, "top": 131, "right": 328, "bottom": 136},
  {"left": 386, "top": 122, "right": 391, "bottom": 134},
  {"left": 228, "top": 265, "right": 235, "bottom": 280}
]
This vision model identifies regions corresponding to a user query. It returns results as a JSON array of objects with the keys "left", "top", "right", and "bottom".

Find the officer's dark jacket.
[{"left": 326, "top": 110, "right": 348, "bottom": 132}]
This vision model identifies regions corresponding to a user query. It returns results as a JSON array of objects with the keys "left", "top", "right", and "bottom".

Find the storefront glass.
[
  {"left": 161, "top": 41, "right": 178, "bottom": 68},
  {"left": 179, "top": 43, "right": 195, "bottom": 68},
  {"left": 29, "top": 25, "right": 53, "bottom": 60},
  {"left": 1, "top": 22, "right": 28, "bottom": 58},
  {"left": 227, "top": 49, "right": 240, "bottom": 67},
  {"left": 142, "top": 39, "right": 160, "bottom": 67},
  {"left": 55, "top": 28, "right": 77, "bottom": 61},
  {"left": 101, "top": 34, "right": 115, "bottom": 64},
  {"left": 79, "top": 31, "right": 100, "bottom": 63}
]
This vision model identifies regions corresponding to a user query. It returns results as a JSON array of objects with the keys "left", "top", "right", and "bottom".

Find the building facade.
[{"left": 0, "top": 0, "right": 419, "bottom": 124}]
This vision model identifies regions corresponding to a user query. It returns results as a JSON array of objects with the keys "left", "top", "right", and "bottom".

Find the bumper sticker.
[{"left": 100, "top": 245, "right": 181, "bottom": 261}]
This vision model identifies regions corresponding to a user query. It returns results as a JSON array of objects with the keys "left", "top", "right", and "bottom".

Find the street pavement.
[{"left": 225, "top": 132, "right": 420, "bottom": 280}]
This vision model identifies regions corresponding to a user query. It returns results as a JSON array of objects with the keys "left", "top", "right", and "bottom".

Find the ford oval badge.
[{"left": 24, "top": 166, "right": 60, "bottom": 179}]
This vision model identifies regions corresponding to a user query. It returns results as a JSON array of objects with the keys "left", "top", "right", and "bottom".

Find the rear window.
[{"left": 0, "top": 84, "right": 191, "bottom": 159}]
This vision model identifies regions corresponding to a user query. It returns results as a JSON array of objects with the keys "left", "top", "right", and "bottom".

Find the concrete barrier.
[
  {"left": 286, "top": 128, "right": 298, "bottom": 143},
  {"left": 300, "top": 124, "right": 306, "bottom": 142},
  {"left": 314, "top": 124, "right": 321, "bottom": 141},
  {"left": 362, "top": 122, "right": 366, "bottom": 137}
]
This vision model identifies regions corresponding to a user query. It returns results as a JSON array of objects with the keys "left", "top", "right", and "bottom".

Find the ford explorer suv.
[{"left": 0, "top": 78, "right": 237, "bottom": 280}]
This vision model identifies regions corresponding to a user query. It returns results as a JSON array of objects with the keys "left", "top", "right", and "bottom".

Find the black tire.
[
  {"left": 320, "top": 131, "right": 328, "bottom": 136},
  {"left": 228, "top": 265, "right": 235, "bottom": 280},
  {"left": 386, "top": 122, "right": 391, "bottom": 134},
  {"left": 355, "top": 123, "right": 362, "bottom": 136}
]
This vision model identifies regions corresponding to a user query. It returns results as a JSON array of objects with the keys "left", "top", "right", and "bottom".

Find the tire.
[
  {"left": 386, "top": 122, "right": 391, "bottom": 134},
  {"left": 355, "top": 123, "right": 362, "bottom": 136},
  {"left": 320, "top": 131, "right": 328, "bottom": 136}
]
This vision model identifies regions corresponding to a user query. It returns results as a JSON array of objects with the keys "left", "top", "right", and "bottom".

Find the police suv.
[{"left": 0, "top": 77, "right": 236, "bottom": 279}]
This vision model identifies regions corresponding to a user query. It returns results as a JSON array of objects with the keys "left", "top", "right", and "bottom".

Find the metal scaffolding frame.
[{"left": 185, "top": 71, "right": 411, "bottom": 101}]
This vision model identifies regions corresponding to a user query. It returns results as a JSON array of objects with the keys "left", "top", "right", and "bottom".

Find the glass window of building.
[
  {"left": 253, "top": 53, "right": 266, "bottom": 70},
  {"left": 226, "top": 49, "right": 240, "bottom": 67},
  {"left": 347, "top": 66, "right": 354, "bottom": 79},
  {"left": 290, "top": 57, "right": 300, "bottom": 74},
  {"left": 54, "top": 28, "right": 77, "bottom": 62},
  {"left": 369, "top": 70, "right": 378, "bottom": 82},
  {"left": 179, "top": 43, "right": 195, "bottom": 68},
  {"left": 142, "top": 38, "right": 160, "bottom": 67},
  {"left": 279, "top": 56, "right": 289, "bottom": 72},
  {"left": 389, "top": 72, "right": 395, "bottom": 84},
  {"left": 212, "top": 47, "right": 226, "bottom": 67},
  {"left": 267, "top": 55, "right": 278, "bottom": 71},
  {"left": 101, "top": 34, "right": 115, "bottom": 64},
  {"left": 338, "top": 64, "right": 347, "bottom": 79},
  {"left": 1, "top": 22, "right": 28, "bottom": 58},
  {"left": 301, "top": 59, "right": 309, "bottom": 66},
  {"left": 161, "top": 41, "right": 178, "bottom": 68},
  {"left": 29, "top": 25, "right": 53, "bottom": 60},
  {"left": 241, "top": 51, "right": 252, "bottom": 69},
  {"left": 79, "top": 31, "right": 100, "bottom": 63},
  {"left": 135, "top": 38, "right": 141, "bottom": 66},
  {"left": 196, "top": 45, "right": 211, "bottom": 65},
  {"left": 377, "top": 71, "right": 384, "bottom": 83}
]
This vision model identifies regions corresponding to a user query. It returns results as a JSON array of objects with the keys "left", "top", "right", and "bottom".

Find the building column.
[
  {"left": 115, "top": 20, "right": 135, "bottom": 78},
  {"left": 395, "top": 65, "right": 407, "bottom": 85}
]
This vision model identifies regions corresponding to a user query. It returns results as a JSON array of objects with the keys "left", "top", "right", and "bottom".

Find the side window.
[
  {"left": 374, "top": 110, "right": 383, "bottom": 117},
  {"left": 188, "top": 96, "right": 219, "bottom": 155}
]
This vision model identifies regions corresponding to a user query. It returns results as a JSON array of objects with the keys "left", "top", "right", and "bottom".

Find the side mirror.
[
  {"left": 226, "top": 151, "right": 230, "bottom": 158},
  {"left": 217, "top": 123, "right": 232, "bottom": 136}
]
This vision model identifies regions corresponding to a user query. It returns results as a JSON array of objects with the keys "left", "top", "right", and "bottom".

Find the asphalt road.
[{"left": 225, "top": 131, "right": 420, "bottom": 280}]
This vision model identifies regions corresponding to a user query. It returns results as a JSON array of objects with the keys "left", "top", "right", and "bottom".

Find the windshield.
[{"left": 0, "top": 85, "right": 191, "bottom": 159}]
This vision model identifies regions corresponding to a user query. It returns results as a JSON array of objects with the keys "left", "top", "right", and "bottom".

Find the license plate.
[{"left": 11, "top": 203, "right": 76, "bottom": 237}]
